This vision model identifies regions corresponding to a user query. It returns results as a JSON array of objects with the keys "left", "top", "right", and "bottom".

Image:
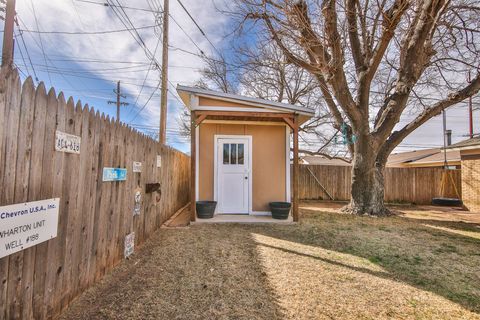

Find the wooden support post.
[
  {"left": 292, "top": 115, "right": 299, "bottom": 222},
  {"left": 190, "top": 111, "right": 196, "bottom": 221},
  {"left": 2, "top": 0, "right": 16, "bottom": 68},
  {"left": 159, "top": 0, "right": 169, "bottom": 144}
]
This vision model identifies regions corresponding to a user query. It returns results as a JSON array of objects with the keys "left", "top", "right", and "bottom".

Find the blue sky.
[
  {"left": 3, "top": 0, "right": 233, "bottom": 153},
  {"left": 2, "top": 0, "right": 478, "bottom": 155}
]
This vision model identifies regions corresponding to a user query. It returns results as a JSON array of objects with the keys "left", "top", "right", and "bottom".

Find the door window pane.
[
  {"left": 223, "top": 143, "right": 229, "bottom": 164},
  {"left": 238, "top": 144, "right": 244, "bottom": 164},
  {"left": 231, "top": 144, "right": 237, "bottom": 164}
]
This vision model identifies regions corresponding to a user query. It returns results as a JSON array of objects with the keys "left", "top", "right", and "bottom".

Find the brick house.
[{"left": 449, "top": 137, "right": 480, "bottom": 212}]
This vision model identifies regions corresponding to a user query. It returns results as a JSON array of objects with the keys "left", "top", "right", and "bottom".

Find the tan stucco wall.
[{"left": 198, "top": 123, "right": 286, "bottom": 211}]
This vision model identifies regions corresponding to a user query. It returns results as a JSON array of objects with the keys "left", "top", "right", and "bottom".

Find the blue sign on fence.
[{"left": 102, "top": 168, "right": 127, "bottom": 182}]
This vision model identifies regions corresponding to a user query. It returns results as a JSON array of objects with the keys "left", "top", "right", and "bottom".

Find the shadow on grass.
[
  {"left": 253, "top": 209, "right": 480, "bottom": 314},
  {"left": 60, "top": 227, "right": 285, "bottom": 320}
]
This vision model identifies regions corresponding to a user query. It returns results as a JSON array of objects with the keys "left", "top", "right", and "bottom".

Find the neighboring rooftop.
[
  {"left": 298, "top": 148, "right": 460, "bottom": 168},
  {"left": 386, "top": 149, "right": 439, "bottom": 167},
  {"left": 448, "top": 137, "right": 480, "bottom": 150},
  {"left": 397, "top": 150, "right": 460, "bottom": 168},
  {"left": 300, "top": 155, "right": 351, "bottom": 166}
]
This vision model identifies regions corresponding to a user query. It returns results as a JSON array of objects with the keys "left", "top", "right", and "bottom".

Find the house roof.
[
  {"left": 401, "top": 150, "right": 460, "bottom": 167},
  {"left": 176, "top": 85, "right": 316, "bottom": 117},
  {"left": 447, "top": 137, "right": 480, "bottom": 151},
  {"left": 301, "top": 155, "right": 351, "bottom": 166},
  {"left": 386, "top": 149, "right": 440, "bottom": 167},
  {"left": 299, "top": 148, "right": 460, "bottom": 168}
]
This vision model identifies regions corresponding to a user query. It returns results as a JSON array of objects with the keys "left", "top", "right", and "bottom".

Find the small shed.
[
  {"left": 177, "top": 85, "right": 315, "bottom": 222},
  {"left": 449, "top": 137, "right": 480, "bottom": 211}
]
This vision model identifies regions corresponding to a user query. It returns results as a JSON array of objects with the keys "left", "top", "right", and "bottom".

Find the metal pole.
[
  {"left": 442, "top": 110, "right": 448, "bottom": 169},
  {"left": 468, "top": 71, "right": 473, "bottom": 138},
  {"left": 159, "top": 0, "right": 169, "bottom": 144},
  {"left": 1, "top": 0, "right": 16, "bottom": 68},
  {"left": 116, "top": 81, "right": 120, "bottom": 122}
]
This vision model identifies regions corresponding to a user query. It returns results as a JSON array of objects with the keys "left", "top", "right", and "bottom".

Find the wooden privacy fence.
[
  {"left": 0, "top": 68, "right": 190, "bottom": 319},
  {"left": 298, "top": 164, "right": 461, "bottom": 204}
]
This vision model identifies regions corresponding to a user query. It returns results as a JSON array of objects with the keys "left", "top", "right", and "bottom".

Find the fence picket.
[{"left": 298, "top": 165, "right": 461, "bottom": 204}]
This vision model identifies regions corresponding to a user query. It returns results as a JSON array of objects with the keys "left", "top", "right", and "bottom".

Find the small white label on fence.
[
  {"left": 55, "top": 130, "right": 81, "bottom": 154},
  {"left": 133, "top": 161, "right": 142, "bottom": 173},
  {"left": 0, "top": 198, "right": 60, "bottom": 259},
  {"left": 156, "top": 155, "right": 162, "bottom": 168},
  {"left": 124, "top": 232, "right": 135, "bottom": 258}
]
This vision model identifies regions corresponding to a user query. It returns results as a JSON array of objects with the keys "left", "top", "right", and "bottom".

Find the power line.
[
  {"left": 29, "top": 0, "right": 52, "bottom": 87},
  {"left": 125, "top": 36, "right": 161, "bottom": 120},
  {"left": 17, "top": 15, "right": 99, "bottom": 102},
  {"left": 107, "top": 0, "right": 159, "bottom": 66},
  {"left": 128, "top": 81, "right": 161, "bottom": 123},
  {"left": 18, "top": 24, "right": 156, "bottom": 35},
  {"left": 75, "top": 0, "right": 154, "bottom": 12},
  {"left": 13, "top": 19, "right": 38, "bottom": 81},
  {"left": 175, "top": 0, "right": 222, "bottom": 56},
  {"left": 13, "top": 32, "right": 30, "bottom": 77}
]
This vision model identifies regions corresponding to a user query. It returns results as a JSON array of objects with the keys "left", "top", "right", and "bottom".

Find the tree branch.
[
  {"left": 380, "top": 73, "right": 480, "bottom": 159},
  {"left": 346, "top": 0, "right": 366, "bottom": 73}
]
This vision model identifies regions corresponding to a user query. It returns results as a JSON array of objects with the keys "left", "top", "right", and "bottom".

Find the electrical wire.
[
  {"left": 29, "top": 0, "right": 52, "bottom": 87},
  {"left": 13, "top": 32, "right": 31, "bottom": 77},
  {"left": 128, "top": 81, "right": 161, "bottom": 123},
  {"left": 14, "top": 19, "right": 38, "bottom": 81},
  {"left": 175, "top": 0, "right": 222, "bottom": 56},
  {"left": 18, "top": 24, "right": 156, "bottom": 35},
  {"left": 75, "top": 0, "right": 154, "bottom": 12}
]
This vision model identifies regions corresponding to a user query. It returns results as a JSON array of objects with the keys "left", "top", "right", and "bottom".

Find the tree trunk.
[{"left": 342, "top": 143, "right": 390, "bottom": 216}]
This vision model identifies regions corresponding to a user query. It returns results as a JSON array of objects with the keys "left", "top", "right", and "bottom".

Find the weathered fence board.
[
  {"left": 0, "top": 68, "right": 190, "bottom": 320},
  {"left": 298, "top": 164, "right": 462, "bottom": 204}
]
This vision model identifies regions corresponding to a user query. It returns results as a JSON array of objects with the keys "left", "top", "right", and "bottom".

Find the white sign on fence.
[
  {"left": 0, "top": 198, "right": 60, "bottom": 259},
  {"left": 124, "top": 232, "right": 135, "bottom": 258},
  {"left": 156, "top": 155, "right": 162, "bottom": 168},
  {"left": 55, "top": 130, "right": 81, "bottom": 154},
  {"left": 133, "top": 161, "right": 142, "bottom": 173}
]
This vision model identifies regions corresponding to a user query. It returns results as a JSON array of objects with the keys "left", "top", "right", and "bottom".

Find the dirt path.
[{"left": 60, "top": 204, "right": 480, "bottom": 320}]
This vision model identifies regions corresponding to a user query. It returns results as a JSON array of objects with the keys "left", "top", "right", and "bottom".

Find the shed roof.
[{"left": 176, "top": 85, "right": 316, "bottom": 117}]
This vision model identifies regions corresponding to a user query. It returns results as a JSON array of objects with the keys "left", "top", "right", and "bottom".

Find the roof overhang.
[
  {"left": 448, "top": 145, "right": 480, "bottom": 151},
  {"left": 176, "top": 85, "right": 315, "bottom": 125}
]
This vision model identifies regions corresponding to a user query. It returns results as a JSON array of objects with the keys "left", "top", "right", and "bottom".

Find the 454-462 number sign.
[{"left": 55, "top": 130, "right": 81, "bottom": 154}]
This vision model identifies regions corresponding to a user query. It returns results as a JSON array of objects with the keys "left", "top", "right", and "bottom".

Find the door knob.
[{"left": 245, "top": 176, "right": 248, "bottom": 180}]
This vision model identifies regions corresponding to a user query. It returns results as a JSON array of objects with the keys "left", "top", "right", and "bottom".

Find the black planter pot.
[
  {"left": 269, "top": 202, "right": 291, "bottom": 220},
  {"left": 196, "top": 201, "right": 217, "bottom": 219}
]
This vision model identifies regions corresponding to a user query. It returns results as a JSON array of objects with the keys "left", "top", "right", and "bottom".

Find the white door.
[{"left": 216, "top": 137, "right": 250, "bottom": 214}]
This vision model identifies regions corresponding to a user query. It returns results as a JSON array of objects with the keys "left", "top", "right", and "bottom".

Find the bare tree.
[
  {"left": 227, "top": 0, "right": 480, "bottom": 215},
  {"left": 179, "top": 40, "right": 339, "bottom": 156}
]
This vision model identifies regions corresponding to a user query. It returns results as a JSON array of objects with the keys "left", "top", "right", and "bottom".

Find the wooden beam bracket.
[
  {"left": 195, "top": 114, "right": 207, "bottom": 127},
  {"left": 283, "top": 117, "right": 295, "bottom": 129}
]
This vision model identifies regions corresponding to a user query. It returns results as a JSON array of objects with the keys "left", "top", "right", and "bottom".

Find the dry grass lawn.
[{"left": 60, "top": 202, "right": 480, "bottom": 320}]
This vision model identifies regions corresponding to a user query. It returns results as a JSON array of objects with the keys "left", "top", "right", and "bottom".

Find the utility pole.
[
  {"left": 468, "top": 71, "right": 474, "bottom": 138},
  {"left": 159, "top": 0, "right": 169, "bottom": 144},
  {"left": 1, "top": 0, "right": 16, "bottom": 68},
  {"left": 108, "top": 81, "right": 129, "bottom": 122}
]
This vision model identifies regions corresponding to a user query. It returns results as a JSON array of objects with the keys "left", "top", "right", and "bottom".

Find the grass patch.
[{"left": 60, "top": 203, "right": 480, "bottom": 320}]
